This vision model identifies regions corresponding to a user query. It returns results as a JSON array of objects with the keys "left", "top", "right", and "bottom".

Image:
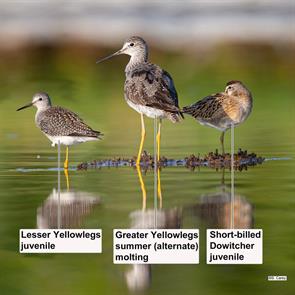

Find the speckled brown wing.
[
  {"left": 183, "top": 93, "right": 225, "bottom": 119},
  {"left": 38, "top": 106, "right": 102, "bottom": 138},
  {"left": 183, "top": 92, "right": 243, "bottom": 128},
  {"left": 124, "top": 63, "right": 181, "bottom": 114}
]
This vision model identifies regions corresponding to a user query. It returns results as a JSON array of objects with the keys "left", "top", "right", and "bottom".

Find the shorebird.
[
  {"left": 17, "top": 92, "right": 103, "bottom": 169},
  {"left": 96, "top": 36, "right": 183, "bottom": 165},
  {"left": 183, "top": 81, "right": 253, "bottom": 154}
]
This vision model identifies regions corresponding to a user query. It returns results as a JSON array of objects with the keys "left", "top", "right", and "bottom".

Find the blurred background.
[{"left": 0, "top": 1, "right": 294, "bottom": 295}]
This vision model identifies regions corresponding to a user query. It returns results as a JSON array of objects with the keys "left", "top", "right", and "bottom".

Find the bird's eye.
[
  {"left": 227, "top": 86, "right": 232, "bottom": 90},
  {"left": 39, "top": 97, "right": 42, "bottom": 101},
  {"left": 129, "top": 43, "right": 134, "bottom": 47}
]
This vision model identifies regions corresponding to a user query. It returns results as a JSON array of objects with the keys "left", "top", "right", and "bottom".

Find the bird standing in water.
[
  {"left": 17, "top": 92, "right": 103, "bottom": 169},
  {"left": 96, "top": 36, "right": 182, "bottom": 165},
  {"left": 183, "top": 81, "right": 253, "bottom": 154}
]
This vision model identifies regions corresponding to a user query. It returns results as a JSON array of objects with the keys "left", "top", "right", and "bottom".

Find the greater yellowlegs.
[
  {"left": 183, "top": 81, "right": 253, "bottom": 154},
  {"left": 96, "top": 36, "right": 183, "bottom": 165},
  {"left": 17, "top": 92, "right": 103, "bottom": 169}
]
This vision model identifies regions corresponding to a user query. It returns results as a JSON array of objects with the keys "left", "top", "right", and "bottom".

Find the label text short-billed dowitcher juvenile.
[
  {"left": 183, "top": 81, "right": 253, "bottom": 154},
  {"left": 17, "top": 92, "right": 103, "bottom": 169},
  {"left": 96, "top": 36, "right": 183, "bottom": 165}
]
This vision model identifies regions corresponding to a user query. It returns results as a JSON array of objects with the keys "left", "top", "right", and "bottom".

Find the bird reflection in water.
[
  {"left": 37, "top": 170, "right": 101, "bottom": 229},
  {"left": 192, "top": 168, "right": 253, "bottom": 229},
  {"left": 125, "top": 166, "right": 182, "bottom": 292}
]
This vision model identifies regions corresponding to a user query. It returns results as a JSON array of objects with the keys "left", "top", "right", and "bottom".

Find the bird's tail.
[
  {"left": 182, "top": 105, "right": 199, "bottom": 119},
  {"left": 168, "top": 111, "right": 184, "bottom": 123},
  {"left": 93, "top": 130, "right": 104, "bottom": 139}
]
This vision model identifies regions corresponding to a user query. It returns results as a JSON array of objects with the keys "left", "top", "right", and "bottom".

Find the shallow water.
[{"left": 0, "top": 45, "right": 294, "bottom": 294}]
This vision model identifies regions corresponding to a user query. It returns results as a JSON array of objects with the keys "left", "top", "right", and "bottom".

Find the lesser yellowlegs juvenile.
[
  {"left": 183, "top": 81, "right": 253, "bottom": 154},
  {"left": 17, "top": 92, "right": 103, "bottom": 169},
  {"left": 96, "top": 36, "right": 183, "bottom": 165}
]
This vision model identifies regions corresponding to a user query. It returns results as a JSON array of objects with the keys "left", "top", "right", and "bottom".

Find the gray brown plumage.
[
  {"left": 36, "top": 106, "right": 102, "bottom": 138},
  {"left": 17, "top": 92, "right": 102, "bottom": 168},
  {"left": 124, "top": 58, "right": 183, "bottom": 122},
  {"left": 97, "top": 36, "right": 182, "bottom": 122},
  {"left": 17, "top": 92, "right": 102, "bottom": 146},
  {"left": 96, "top": 36, "right": 182, "bottom": 165},
  {"left": 183, "top": 81, "right": 253, "bottom": 153}
]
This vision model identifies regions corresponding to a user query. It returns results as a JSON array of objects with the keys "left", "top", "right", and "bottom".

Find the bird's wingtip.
[{"left": 95, "top": 131, "right": 104, "bottom": 139}]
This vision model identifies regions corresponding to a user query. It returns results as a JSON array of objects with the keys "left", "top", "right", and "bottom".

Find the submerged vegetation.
[
  {"left": 0, "top": 41, "right": 294, "bottom": 295},
  {"left": 77, "top": 149, "right": 265, "bottom": 171}
]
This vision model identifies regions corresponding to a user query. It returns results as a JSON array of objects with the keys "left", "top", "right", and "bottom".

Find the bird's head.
[
  {"left": 121, "top": 36, "right": 148, "bottom": 57},
  {"left": 96, "top": 36, "right": 148, "bottom": 64},
  {"left": 225, "top": 81, "right": 250, "bottom": 97},
  {"left": 17, "top": 92, "right": 52, "bottom": 111}
]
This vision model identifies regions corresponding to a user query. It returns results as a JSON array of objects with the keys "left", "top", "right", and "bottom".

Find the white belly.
[
  {"left": 127, "top": 100, "right": 166, "bottom": 119},
  {"left": 45, "top": 134, "right": 98, "bottom": 147}
]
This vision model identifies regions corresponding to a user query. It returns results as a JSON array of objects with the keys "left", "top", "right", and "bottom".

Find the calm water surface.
[{"left": 0, "top": 45, "right": 294, "bottom": 294}]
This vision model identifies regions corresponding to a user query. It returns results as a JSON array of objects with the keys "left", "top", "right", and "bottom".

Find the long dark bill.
[
  {"left": 96, "top": 48, "right": 124, "bottom": 64},
  {"left": 16, "top": 102, "right": 33, "bottom": 111}
]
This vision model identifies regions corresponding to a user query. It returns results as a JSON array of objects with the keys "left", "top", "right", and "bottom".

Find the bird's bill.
[
  {"left": 96, "top": 48, "right": 124, "bottom": 64},
  {"left": 16, "top": 102, "right": 33, "bottom": 111}
]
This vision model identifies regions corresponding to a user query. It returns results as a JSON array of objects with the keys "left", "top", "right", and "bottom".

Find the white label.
[
  {"left": 113, "top": 229, "right": 199, "bottom": 264},
  {"left": 268, "top": 276, "right": 287, "bottom": 281},
  {"left": 20, "top": 229, "right": 102, "bottom": 253},
  {"left": 207, "top": 229, "right": 263, "bottom": 264}
]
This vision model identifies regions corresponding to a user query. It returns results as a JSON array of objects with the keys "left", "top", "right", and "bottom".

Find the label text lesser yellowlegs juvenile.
[
  {"left": 17, "top": 92, "right": 103, "bottom": 169},
  {"left": 96, "top": 36, "right": 183, "bottom": 165},
  {"left": 183, "top": 81, "right": 253, "bottom": 154}
]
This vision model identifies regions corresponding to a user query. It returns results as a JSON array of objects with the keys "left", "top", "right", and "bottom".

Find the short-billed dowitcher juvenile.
[
  {"left": 183, "top": 81, "right": 253, "bottom": 154},
  {"left": 17, "top": 92, "right": 103, "bottom": 169},
  {"left": 96, "top": 36, "right": 183, "bottom": 165}
]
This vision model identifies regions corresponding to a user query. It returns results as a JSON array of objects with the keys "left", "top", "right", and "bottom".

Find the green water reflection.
[{"left": 0, "top": 44, "right": 294, "bottom": 294}]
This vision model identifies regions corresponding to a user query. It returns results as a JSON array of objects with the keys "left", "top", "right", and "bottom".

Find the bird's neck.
[
  {"left": 35, "top": 105, "right": 51, "bottom": 124},
  {"left": 125, "top": 53, "right": 148, "bottom": 74}
]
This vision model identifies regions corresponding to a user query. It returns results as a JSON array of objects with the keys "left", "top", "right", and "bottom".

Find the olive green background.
[{"left": 0, "top": 41, "right": 294, "bottom": 294}]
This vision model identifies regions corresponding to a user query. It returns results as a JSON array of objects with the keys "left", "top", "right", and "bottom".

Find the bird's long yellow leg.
[
  {"left": 220, "top": 131, "right": 225, "bottom": 155},
  {"left": 156, "top": 119, "right": 162, "bottom": 208},
  {"left": 157, "top": 167, "right": 162, "bottom": 209},
  {"left": 64, "top": 146, "right": 69, "bottom": 170},
  {"left": 64, "top": 169, "right": 70, "bottom": 191},
  {"left": 156, "top": 119, "right": 162, "bottom": 162},
  {"left": 136, "top": 165, "right": 147, "bottom": 211},
  {"left": 136, "top": 113, "right": 146, "bottom": 166}
]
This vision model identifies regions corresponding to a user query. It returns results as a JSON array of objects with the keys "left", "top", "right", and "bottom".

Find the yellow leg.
[
  {"left": 136, "top": 114, "right": 146, "bottom": 166},
  {"left": 64, "top": 169, "right": 70, "bottom": 191},
  {"left": 64, "top": 146, "right": 69, "bottom": 170},
  {"left": 136, "top": 165, "right": 147, "bottom": 211},
  {"left": 157, "top": 167, "right": 162, "bottom": 209},
  {"left": 156, "top": 119, "right": 161, "bottom": 162}
]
